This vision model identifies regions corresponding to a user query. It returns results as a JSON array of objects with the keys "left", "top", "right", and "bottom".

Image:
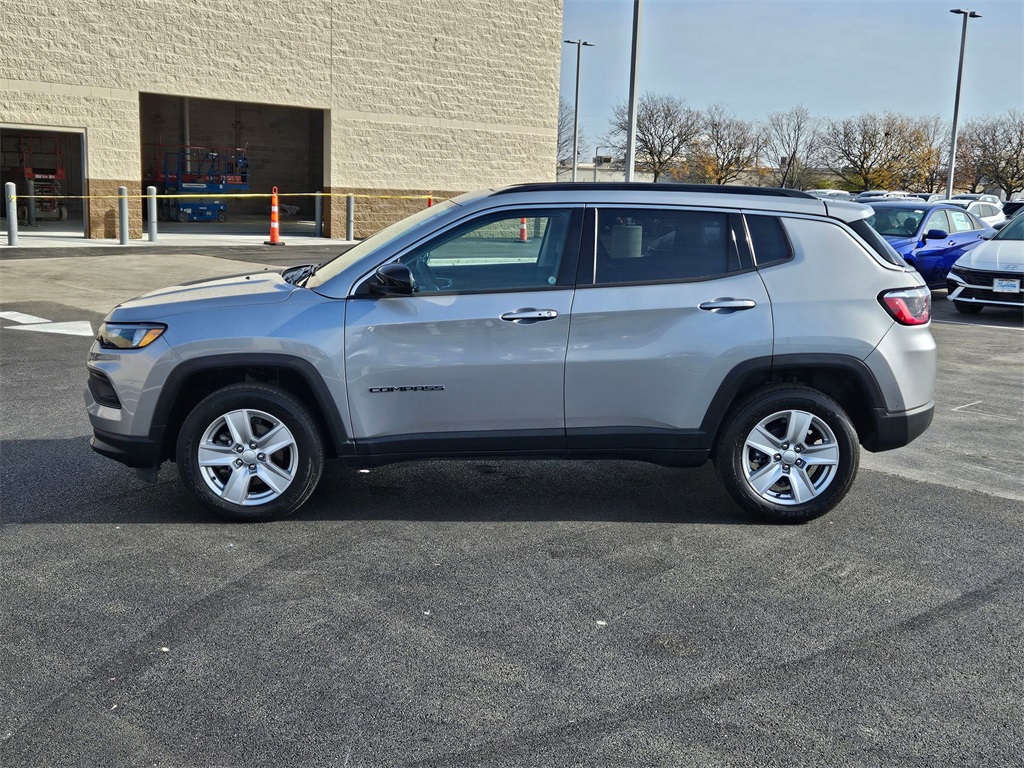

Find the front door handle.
[
  {"left": 698, "top": 298, "right": 756, "bottom": 313},
  {"left": 500, "top": 308, "right": 559, "bottom": 324}
]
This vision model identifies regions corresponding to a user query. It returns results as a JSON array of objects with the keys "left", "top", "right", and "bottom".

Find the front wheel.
[
  {"left": 714, "top": 386, "right": 859, "bottom": 523},
  {"left": 176, "top": 383, "right": 324, "bottom": 521}
]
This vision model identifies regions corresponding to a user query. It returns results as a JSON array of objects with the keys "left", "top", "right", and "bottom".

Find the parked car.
[
  {"left": 946, "top": 210, "right": 1024, "bottom": 314},
  {"left": 951, "top": 193, "right": 1002, "bottom": 204},
  {"left": 997, "top": 200, "right": 1024, "bottom": 220},
  {"left": 86, "top": 183, "right": 936, "bottom": 524},
  {"left": 944, "top": 199, "right": 1006, "bottom": 227},
  {"left": 867, "top": 200, "right": 995, "bottom": 287}
]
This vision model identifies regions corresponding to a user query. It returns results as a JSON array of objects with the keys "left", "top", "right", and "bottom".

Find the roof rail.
[{"left": 492, "top": 182, "right": 817, "bottom": 199}]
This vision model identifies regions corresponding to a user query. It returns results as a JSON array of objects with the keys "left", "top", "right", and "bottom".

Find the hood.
[
  {"left": 953, "top": 239, "right": 1024, "bottom": 272},
  {"left": 106, "top": 270, "right": 299, "bottom": 321}
]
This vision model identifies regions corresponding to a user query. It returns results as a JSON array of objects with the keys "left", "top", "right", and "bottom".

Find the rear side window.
[
  {"left": 745, "top": 215, "right": 792, "bottom": 267},
  {"left": 949, "top": 210, "right": 978, "bottom": 232},
  {"left": 589, "top": 207, "right": 747, "bottom": 284}
]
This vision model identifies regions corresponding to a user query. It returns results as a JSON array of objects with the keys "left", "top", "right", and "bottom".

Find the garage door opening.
[
  {"left": 139, "top": 94, "right": 325, "bottom": 237},
  {"left": 0, "top": 127, "right": 86, "bottom": 239}
]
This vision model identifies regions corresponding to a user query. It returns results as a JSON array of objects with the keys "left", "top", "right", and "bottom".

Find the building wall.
[{"left": 0, "top": 0, "right": 562, "bottom": 238}]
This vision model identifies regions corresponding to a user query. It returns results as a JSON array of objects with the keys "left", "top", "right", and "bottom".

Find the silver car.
[{"left": 86, "top": 183, "right": 936, "bottom": 523}]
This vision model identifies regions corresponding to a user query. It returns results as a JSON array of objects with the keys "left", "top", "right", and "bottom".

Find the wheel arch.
[
  {"left": 702, "top": 354, "right": 886, "bottom": 452},
  {"left": 152, "top": 354, "right": 350, "bottom": 462}
]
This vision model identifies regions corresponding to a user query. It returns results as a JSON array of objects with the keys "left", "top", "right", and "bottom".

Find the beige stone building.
[{"left": 0, "top": 0, "right": 562, "bottom": 239}]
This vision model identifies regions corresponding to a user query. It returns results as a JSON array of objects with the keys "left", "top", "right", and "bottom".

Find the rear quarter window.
[{"left": 744, "top": 215, "right": 792, "bottom": 267}]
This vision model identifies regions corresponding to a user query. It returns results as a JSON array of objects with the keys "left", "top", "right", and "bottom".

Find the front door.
[{"left": 345, "top": 207, "right": 582, "bottom": 456}]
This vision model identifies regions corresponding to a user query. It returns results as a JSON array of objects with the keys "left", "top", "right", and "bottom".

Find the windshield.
[
  {"left": 306, "top": 201, "right": 459, "bottom": 287},
  {"left": 867, "top": 208, "right": 924, "bottom": 237},
  {"left": 995, "top": 213, "right": 1024, "bottom": 241}
]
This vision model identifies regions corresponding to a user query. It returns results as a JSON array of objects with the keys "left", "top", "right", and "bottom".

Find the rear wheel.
[
  {"left": 714, "top": 386, "right": 859, "bottom": 523},
  {"left": 176, "top": 383, "right": 324, "bottom": 521},
  {"left": 177, "top": 211, "right": 189, "bottom": 223},
  {"left": 953, "top": 300, "right": 983, "bottom": 314}
]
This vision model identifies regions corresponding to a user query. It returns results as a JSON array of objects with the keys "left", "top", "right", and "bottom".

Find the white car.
[
  {"left": 946, "top": 212, "right": 1024, "bottom": 314},
  {"left": 945, "top": 199, "right": 1006, "bottom": 227}
]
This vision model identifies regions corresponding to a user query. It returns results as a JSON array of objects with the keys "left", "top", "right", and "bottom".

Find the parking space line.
[{"left": 933, "top": 319, "right": 1023, "bottom": 331}]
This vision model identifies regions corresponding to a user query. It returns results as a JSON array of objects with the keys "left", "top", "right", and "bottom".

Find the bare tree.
[
  {"left": 679, "top": 104, "right": 763, "bottom": 185},
  {"left": 954, "top": 118, "right": 988, "bottom": 193},
  {"left": 816, "top": 112, "right": 923, "bottom": 191},
  {"left": 909, "top": 116, "right": 949, "bottom": 193},
  {"left": 760, "top": 105, "right": 820, "bottom": 189},
  {"left": 974, "top": 110, "right": 1024, "bottom": 199},
  {"left": 557, "top": 97, "right": 589, "bottom": 166},
  {"left": 603, "top": 92, "right": 702, "bottom": 181}
]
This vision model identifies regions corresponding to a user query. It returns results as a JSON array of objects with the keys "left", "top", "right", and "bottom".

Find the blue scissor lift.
[{"left": 154, "top": 146, "right": 250, "bottom": 222}]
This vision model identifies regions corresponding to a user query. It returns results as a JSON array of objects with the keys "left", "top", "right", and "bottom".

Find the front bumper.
[
  {"left": 90, "top": 428, "right": 163, "bottom": 469},
  {"left": 947, "top": 270, "right": 1024, "bottom": 308}
]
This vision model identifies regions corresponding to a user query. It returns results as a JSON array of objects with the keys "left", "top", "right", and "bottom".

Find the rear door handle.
[
  {"left": 698, "top": 299, "right": 757, "bottom": 313},
  {"left": 500, "top": 308, "right": 559, "bottom": 323}
]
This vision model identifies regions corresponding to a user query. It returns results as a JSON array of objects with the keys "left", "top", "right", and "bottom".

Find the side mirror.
[
  {"left": 370, "top": 263, "right": 415, "bottom": 296},
  {"left": 923, "top": 228, "right": 949, "bottom": 241}
]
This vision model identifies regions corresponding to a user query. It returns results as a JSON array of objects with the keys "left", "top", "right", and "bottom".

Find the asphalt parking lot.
[{"left": 1, "top": 247, "right": 1021, "bottom": 767}]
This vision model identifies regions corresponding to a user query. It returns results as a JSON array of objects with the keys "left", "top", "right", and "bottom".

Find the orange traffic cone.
[
  {"left": 519, "top": 217, "right": 528, "bottom": 242},
  {"left": 265, "top": 186, "right": 285, "bottom": 246}
]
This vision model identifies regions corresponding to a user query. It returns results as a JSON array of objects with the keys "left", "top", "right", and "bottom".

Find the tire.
[
  {"left": 714, "top": 385, "right": 859, "bottom": 523},
  {"left": 217, "top": 210, "right": 228, "bottom": 223},
  {"left": 953, "top": 300, "right": 983, "bottom": 315},
  {"left": 176, "top": 383, "right": 324, "bottom": 521},
  {"left": 177, "top": 211, "right": 189, "bottom": 223},
  {"left": 57, "top": 205, "right": 68, "bottom": 221}
]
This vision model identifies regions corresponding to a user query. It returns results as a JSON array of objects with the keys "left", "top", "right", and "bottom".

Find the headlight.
[{"left": 97, "top": 322, "right": 167, "bottom": 349}]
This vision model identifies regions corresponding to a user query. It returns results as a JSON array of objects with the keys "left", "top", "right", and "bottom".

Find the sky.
[{"left": 559, "top": 0, "right": 1024, "bottom": 152}]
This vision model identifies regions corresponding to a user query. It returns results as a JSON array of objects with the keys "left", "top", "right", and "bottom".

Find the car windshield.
[
  {"left": 867, "top": 208, "right": 924, "bottom": 236},
  {"left": 306, "top": 201, "right": 459, "bottom": 286},
  {"left": 994, "top": 212, "right": 1024, "bottom": 241}
]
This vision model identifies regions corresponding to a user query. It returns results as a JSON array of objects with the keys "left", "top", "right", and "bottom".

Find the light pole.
[
  {"left": 563, "top": 39, "right": 594, "bottom": 182},
  {"left": 945, "top": 8, "right": 981, "bottom": 199},
  {"left": 594, "top": 146, "right": 602, "bottom": 182}
]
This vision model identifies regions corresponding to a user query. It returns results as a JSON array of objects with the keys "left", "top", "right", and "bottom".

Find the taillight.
[{"left": 880, "top": 287, "right": 931, "bottom": 325}]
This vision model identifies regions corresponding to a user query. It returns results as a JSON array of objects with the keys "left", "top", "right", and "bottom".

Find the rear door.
[{"left": 564, "top": 206, "right": 773, "bottom": 460}]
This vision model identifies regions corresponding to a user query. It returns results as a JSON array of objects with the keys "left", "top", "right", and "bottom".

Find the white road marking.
[
  {"left": 5, "top": 321, "right": 94, "bottom": 337},
  {"left": 933, "top": 319, "right": 1023, "bottom": 331},
  {"left": 951, "top": 401, "right": 983, "bottom": 411},
  {"left": 0, "top": 311, "right": 49, "bottom": 324},
  {"left": 949, "top": 400, "right": 1016, "bottom": 421}
]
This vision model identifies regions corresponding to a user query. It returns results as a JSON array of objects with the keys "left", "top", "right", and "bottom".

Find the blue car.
[{"left": 867, "top": 201, "right": 995, "bottom": 288}]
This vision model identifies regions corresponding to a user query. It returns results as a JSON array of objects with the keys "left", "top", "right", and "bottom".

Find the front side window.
[
  {"left": 924, "top": 210, "right": 950, "bottom": 234},
  {"left": 590, "top": 207, "right": 743, "bottom": 284},
  {"left": 398, "top": 209, "right": 577, "bottom": 293}
]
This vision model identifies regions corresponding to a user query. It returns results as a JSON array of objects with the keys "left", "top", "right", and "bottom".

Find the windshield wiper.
[{"left": 283, "top": 263, "right": 320, "bottom": 286}]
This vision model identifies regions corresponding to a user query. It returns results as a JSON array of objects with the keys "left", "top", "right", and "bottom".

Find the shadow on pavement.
[{"left": 1, "top": 437, "right": 753, "bottom": 527}]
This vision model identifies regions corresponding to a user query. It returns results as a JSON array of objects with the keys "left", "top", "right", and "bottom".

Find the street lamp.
[
  {"left": 563, "top": 39, "right": 594, "bottom": 182},
  {"left": 945, "top": 8, "right": 981, "bottom": 199},
  {"left": 594, "top": 145, "right": 602, "bottom": 182}
]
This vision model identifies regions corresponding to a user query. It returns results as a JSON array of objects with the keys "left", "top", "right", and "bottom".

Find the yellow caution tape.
[{"left": 6, "top": 192, "right": 444, "bottom": 201}]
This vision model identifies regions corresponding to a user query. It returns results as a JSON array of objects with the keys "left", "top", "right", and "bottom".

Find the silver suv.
[{"left": 86, "top": 184, "right": 936, "bottom": 523}]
